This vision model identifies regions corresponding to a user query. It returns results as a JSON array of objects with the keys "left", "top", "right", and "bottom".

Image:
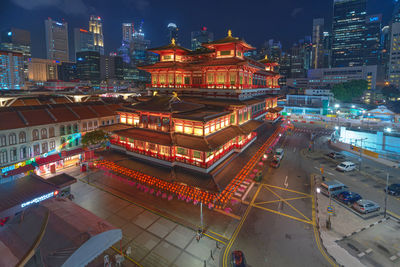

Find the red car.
[{"left": 231, "top": 251, "right": 246, "bottom": 267}]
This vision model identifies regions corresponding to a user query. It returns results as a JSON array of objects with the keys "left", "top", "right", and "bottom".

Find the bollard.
[{"left": 211, "top": 249, "right": 214, "bottom": 261}]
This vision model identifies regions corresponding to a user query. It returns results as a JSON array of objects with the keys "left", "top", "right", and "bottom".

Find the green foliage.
[
  {"left": 332, "top": 80, "right": 368, "bottom": 102},
  {"left": 81, "top": 129, "right": 109, "bottom": 148}
]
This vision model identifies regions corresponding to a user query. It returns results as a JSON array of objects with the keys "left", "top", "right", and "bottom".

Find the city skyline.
[{"left": 0, "top": 0, "right": 394, "bottom": 60}]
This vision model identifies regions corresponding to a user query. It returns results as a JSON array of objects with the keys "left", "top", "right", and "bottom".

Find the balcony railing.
[
  {"left": 110, "top": 132, "right": 256, "bottom": 169},
  {"left": 146, "top": 83, "right": 280, "bottom": 90}
]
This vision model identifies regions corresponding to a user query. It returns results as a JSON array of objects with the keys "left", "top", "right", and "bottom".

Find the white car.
[
  {"left": 336, "top": 161, "right": 356, "bottom": 172},
  {"left": 274, "top": 148, "right": 284, "bottom": 161}
]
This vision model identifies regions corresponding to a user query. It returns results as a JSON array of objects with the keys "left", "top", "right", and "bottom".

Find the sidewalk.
[{"left": 314, "top": 176, "right": 386, "bottom": 267}]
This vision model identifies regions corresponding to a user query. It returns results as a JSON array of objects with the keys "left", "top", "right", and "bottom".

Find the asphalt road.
[
  {"left": 226, "top": 128, "right": 332, "bottom": 267},
  {"left": 303, "top": 132, "right": 400, "bottom": 219}
]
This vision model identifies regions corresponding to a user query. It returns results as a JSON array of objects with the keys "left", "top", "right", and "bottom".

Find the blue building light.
[
  {"left": 77, "top": 57, "right": 83, "bottom": 61},
  {"left": 7, "top": 31, "right": 12, "bottom": 36}
]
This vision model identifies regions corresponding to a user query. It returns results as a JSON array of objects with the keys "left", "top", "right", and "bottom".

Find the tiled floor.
[{"left": 72, "top": 179, "right": 223, "bottom": 267}]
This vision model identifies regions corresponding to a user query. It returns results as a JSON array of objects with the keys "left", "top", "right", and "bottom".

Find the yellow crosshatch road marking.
[
  {"left": 264, "top": 186, "right": 312, "bottom": 223},
  {"left": 263, "top": 184, "right": 312, "bottom": 197},
  {"left": 252, "top": 204, "right": 315, "bottom": 225},
  {"left": 254, "top": 195, "right": 310, "bottom": 205}
]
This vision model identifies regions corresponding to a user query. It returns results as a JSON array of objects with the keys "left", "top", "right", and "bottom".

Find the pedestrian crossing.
[{"left": 292, "top": 127, "right": 333, "bottom": 136}]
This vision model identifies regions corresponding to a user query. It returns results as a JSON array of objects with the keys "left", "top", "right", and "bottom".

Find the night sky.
[{"left": 0, "top": 0, "right": 395, "bottom": 60}]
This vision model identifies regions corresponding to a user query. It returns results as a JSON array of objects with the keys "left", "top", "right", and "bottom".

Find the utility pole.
[
  {"left": 200, "top": 202, "right": 203, "bottom": 232},
  {"left": 357, "top": 138, "right": 368, "bottom": 171},
  {"left": 384, "top": 173, "right": 389, "bottom": 218}
]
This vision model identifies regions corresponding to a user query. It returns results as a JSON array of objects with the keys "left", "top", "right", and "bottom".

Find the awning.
[
  {"left": 3, "top": 164, "right": 35, "bottom": 178},
  {"left": 267, "top": 107, "right": 284, "bottom": 113}
]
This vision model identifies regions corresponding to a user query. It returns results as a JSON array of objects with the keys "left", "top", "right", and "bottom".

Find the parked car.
[
  {"left": 274, "top": 148, "right": 284, "bottom": 161},
  {"left": 327, "top": 152, "right": 345, "bottom": 159},
  {"left": 352, "top": 199, "right": 380, "bottom": 214},
  {"left": 231, "top": 251, "right": 246, "bottom": 267},
  {"left": 270, "top": 158, "right": 281, "bottom": 168},
  {"left": 336, "top": 161, "right": 356, "bottom": 172},
  {"left": 336, "top": 191, "right": 362, "bottom": 205},
  {"left": 384, "top": 183, "right": 400, "bottom": 196},
  {"left": 320, "top": 180, "right": 348, "bottom": 197}
]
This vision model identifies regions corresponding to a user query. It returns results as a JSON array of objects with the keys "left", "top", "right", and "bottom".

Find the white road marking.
[
  {"left": 293, "top": 148, "right": 296, "bottom": 153},
  {"left": 327, "top": 172, "right": 334, "bottom": 176},
  {"left": 284, "top": 175, "right": 289, "bottom": 188},
  {"left": 314, "top": 167, "right": 319, "bottom": 170}
]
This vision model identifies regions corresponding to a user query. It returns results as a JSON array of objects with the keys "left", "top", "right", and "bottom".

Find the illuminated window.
[
  {"left": 127, "top": 117, "right": 133, "bottom": 125},
  {"left": 175, "top": 124, "right": 183, "bottom": 132},
  {"left": 184, "top": 125, "right": 192, "bottom": 134},
  {"left": 205, "top": 126, "right": 210, "bottom": 135},
  {"left": 210, "top": 124, "right": 215, "bottom": 132},
  {"left": 177, "top": 147, "right": 188, "bottom": 156},
  {"left": 193, "top": 150, "right": 201, "bottom": 159},
  {"left": 220, "top": 50, "right": 231, "bottom": 56},
  {"left": 230, "top": 73, "right": 236, "bottom": 85},
  {"left": 120, "top": 116, "right": 127, "bottom": 124},
  {"left": 217, "top": 73, "right": 225, "bottom": 84},
  {"left": 194, "top": 127, "right": 203, "bottom": 136},
  {"left": 207, "top": 73, "right": 214, "bottom": 84}
]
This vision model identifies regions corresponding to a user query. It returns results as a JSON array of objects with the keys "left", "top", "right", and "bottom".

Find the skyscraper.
[
  {"left": 89, "top": 16, "right": 104, "bottom": 55},
  {"left": 311, "top": 18, "right": 324, "bottom": 69},
  {"left": 331, "top": 0, "right": 367, "bottom": 67},
  {"left": 100, "top": 54, "right": 123, "bottom": 80},
  {"left": 167, "top": 23, "right": 178, "bottom": 43},
  {"left": 45, "top": 18, "right": 69, "bottom": 62},
  {"left": 0, "top": 51, "right": 25, "bottom": 89},
  {"left": 122, "top": 23, "right": 134, "bottom": 43},
  {"left": 191, "top": 27, "right": 214, "bottom": 50},
  {"left": 364, "top": 14, "right": 381, "bottom": 66},
  {"left": 0, "top": 28, "right": 31, "bottom": 80},
  {"left": 76, "top": 51, "right": 101, "bottom": 83},
  {"left": 74, "top": 28, "right": 95, "bottom": 54}
]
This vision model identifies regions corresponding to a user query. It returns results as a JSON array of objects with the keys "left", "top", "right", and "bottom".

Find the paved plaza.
[{"left": 71, "top": 177, "right": 224, "bottom": 267}]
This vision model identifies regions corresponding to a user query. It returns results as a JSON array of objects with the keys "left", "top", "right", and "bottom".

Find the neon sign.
[
  {"left": 369, "top": 16, "right": 379, "bottom": 22},
  {"left": 1, "top": 158, "right": 35, "bottom": 174},
  {"left": 20, "top": 190, "right": 58, "bottom": 208}
]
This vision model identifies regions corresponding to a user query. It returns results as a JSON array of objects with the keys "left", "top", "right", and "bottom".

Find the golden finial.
[
  {"left": 153, "top": 91, "right": 158, "bottom": 96},
  {"left": 171, "top": 38, "right": 176, "bottom": 45},
  {"left": 264, "top": 55, "right": 268, "bottom": 60},
  {"left": 228, "top": 29, "right": 232, "bottom": 37}
]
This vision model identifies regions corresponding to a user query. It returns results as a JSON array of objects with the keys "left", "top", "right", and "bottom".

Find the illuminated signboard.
[
  {"left": 1, "top": 158, "right": 35, "bottom": 174},
  {"left": 369, "top": 16, "right": 379, "bottom": 22},
  {"left": 20, "top": 191, "right": 58, "bottom": 208}
]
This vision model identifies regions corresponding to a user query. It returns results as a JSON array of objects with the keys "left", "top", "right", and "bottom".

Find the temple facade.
[
  {"left": 107, "top": 31, "right": 281, "bottom": 173},
  {"left": 140, "top": 30, "right": 280, "bottom": 99}
]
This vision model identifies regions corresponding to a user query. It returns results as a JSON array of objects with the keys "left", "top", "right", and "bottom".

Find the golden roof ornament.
[
  {"left": 228, "top": 29, "right": 232, "bottom": 37},
  {"left": 264, "top": 55, "right": 268, "bottom": 60},
  {"left": 171, "top": 38, "right": 176, "bottom": 45},
  {"left": 153, "top": 91, "right": 158, "bottom": 96}
]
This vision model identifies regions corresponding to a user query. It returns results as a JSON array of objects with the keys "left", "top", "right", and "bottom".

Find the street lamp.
[
  {"left": 334, "top": 104, "right": 340, "bottom": 108},
  {"left": 385, "top": 127, "right": 392, "bottom": 133}
]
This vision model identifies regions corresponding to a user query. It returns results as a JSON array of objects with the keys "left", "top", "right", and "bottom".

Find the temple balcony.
[{"left": 146, "top": 83, "right": 280, "bottom": 90}]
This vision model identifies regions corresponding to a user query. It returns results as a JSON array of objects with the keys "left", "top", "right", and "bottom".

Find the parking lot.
[{"left": 337, "top": 218, "right": 400, "bottom": 267}]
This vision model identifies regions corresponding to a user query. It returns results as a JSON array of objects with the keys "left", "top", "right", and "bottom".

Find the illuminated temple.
[{"left": 108, "top": 31, "right": 281, "bottom": 173}]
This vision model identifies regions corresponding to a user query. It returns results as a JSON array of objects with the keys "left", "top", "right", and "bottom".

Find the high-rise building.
[
  {"left": 100, "top": 55, "right": 123, "bottom": 80},
  {"left": 331, "top": 0, "right": 367, "bottom": 67},
  {"left": 191, "top": 27, "right": 214, "bottom": 50},
  {"left": 45, "top": 18, "right": 69, "bottom": 62},
  {"left": 389, "top": 22, "right": 400, "bottom": 88},
  {"left": 28, "top": 58, "right": 60, "bottom": 82},
  {"left": 76, "top": 51, "right": 101, "bottom": 83},
  {"left": 122, "top": 23, "right": 134, "bottom": 43},
  {"left": 57, "top": 62, "right": 77, "bottom": 82},
  {"left": 0, "top": 28, "right": 31, "bottom": 81},
  {"left": 290, "top": 37, "right": 312, "bottom": 78},
  {"left": 89, "top": 16, "right": 104, "bottom": 55},
  {"left": 0, "top": 51, "right": 25, "bottom": 89},
  {"left": 311, "top": 18, "right": 325, "bottom": 69},
  {"left": 167, "top": 23, "right": 178, "bottom": 43},
  {"left": 364, "top": 14, "right": 382, "bottom": 66},
  {"left": 74, "top": 28, "right": 95, "bottom": 54},
  {"left": 322, "top": 31, "right": 332, "bottom": 68}
]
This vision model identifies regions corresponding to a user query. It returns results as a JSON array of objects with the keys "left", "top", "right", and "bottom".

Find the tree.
[
  {"left": 81, "top": 129, "right": 110, "bottom": 149},
  {"left": 332, "top": 80, "right": 368, "bottom": 102}
]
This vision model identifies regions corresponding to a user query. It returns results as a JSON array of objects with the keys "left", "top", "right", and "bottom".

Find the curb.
[
  {"left": 338, "top": 217, "right": 390, "bottom": 241},
  {"left": 312, "top": 175, "right": 342, "bottom": 267}
]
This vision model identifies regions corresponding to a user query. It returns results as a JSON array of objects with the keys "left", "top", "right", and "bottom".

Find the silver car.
[{"left": 352, "top": 199, "right": 380, "bottom": 214}]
